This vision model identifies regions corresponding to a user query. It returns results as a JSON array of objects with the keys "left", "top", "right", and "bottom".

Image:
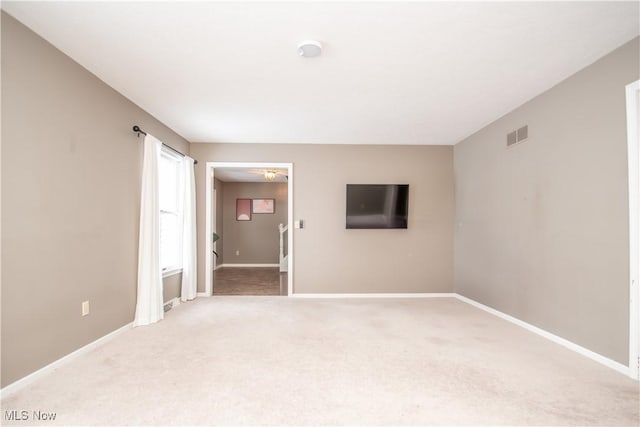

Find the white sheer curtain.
[
  {"left": 181, "top": 156, "right": 197, "bottom": 301},
  {"left": 134, "top": 134, "right": 164, "bottom": 327}
]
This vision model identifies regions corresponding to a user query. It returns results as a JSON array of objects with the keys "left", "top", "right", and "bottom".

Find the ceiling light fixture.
[
  {"left": 264, "top": 170, "right": 277, "bottom": 181},
  {"left": 297, "top": 40, "right": 322, "bottom": 58}
]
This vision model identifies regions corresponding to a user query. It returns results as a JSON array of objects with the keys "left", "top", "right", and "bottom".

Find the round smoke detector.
[{"left": 298, "top": 40, "right": 322, "bottom": 58}]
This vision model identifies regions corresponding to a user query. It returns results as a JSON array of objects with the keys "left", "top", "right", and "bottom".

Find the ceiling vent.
[{"left": 507, "top": 125, "right": 528, "bottom": 147}]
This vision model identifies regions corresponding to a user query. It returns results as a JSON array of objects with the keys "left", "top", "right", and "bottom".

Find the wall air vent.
[
  {"left": 507, "top": 125, "right": 528, "bottom": 147},
  {"left": 517, "top": 125, "right": 528, "bottom": 141}
]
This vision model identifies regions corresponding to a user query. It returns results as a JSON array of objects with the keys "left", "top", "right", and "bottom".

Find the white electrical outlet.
[
  {"left": 82, "top": 301, "right": 90, "bottom": 316},
  {"left": 235, "top": 250, "right": 240, "bottom": 256}
]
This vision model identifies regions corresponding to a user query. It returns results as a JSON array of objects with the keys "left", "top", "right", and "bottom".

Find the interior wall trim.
[
  {"left": 165, "top": 296, "right": 181, "bottom": 308},
  {"left": 625, "top": 79, "right": 640, "bottom": 381},
  {"left": 291, "top": 293, "right": 455, "bottom": 298},
  {"left": 218, "top": 263, "right": 279, "bottom": 268},
  {"left": 291, "top": 292, "right": 633, "bottom": 379},
  {"left": 0, "top": 322, "right": 134, "bottom": 397},
  {"left": 454, "top": 294, "right": 632, "bottom": 379},
  {"left": 2, "top": 291, "right": 635, "bottom": 398}
]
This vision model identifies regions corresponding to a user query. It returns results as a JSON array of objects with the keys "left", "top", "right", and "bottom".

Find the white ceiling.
[{"left": 3, "top": 1, "right": 638, "bottom": 145}]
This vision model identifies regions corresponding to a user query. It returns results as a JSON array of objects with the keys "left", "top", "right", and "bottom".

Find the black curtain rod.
[{"left": 132, "top": 125, "right": 197, "bottom": 165}]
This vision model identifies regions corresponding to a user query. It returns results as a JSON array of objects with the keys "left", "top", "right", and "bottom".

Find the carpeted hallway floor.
[{"left": 1, "top": 297, "right": 638, "bottom": 426}]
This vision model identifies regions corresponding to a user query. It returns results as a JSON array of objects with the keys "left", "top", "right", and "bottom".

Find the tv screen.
[{"left": 346, "top": 184, "right": 409, "bottom": 229}]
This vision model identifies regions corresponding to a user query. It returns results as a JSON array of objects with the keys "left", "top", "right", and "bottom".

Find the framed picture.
[
  {"left": 252, "top": 198, "right": 275, "bottom": 214},
  {"left": 236, "top": 199, "right": 252, "bottom": 221}
]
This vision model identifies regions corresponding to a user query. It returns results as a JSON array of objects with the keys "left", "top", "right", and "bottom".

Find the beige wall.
[
  {"left": 0, "top": 13, "right": 190, "bottom": 387},
  {"left": 454, "top": 37, "right": 639, "bottom": 364},
  {"left": 190, "top": 144, "right": 454, "bottom": 294},
  {"left": 220, "top": 182, "right": 287, "bottom": 264}
]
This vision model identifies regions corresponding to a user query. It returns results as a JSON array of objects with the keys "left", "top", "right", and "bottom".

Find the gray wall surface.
[
  {"left": 1, "top": 12, "right": 190, "bottom": 387},
  {"left": 454, "top": 37, "right": 639, "bottom": 365},
  {"left": 190, "top": 144, "right": 455, "bottom": 294},
  {"left": 221, "top": 182, "right": 287, "bottom": 264}
]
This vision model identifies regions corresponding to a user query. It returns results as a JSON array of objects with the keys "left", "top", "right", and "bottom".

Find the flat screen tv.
[{"left": 346, "top": 184, "right": 409, "bottom": 229}]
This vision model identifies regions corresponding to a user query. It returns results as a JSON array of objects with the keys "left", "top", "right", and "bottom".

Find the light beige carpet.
[{"left": 1, "top": 297, "right": 638, "bottom": 426}]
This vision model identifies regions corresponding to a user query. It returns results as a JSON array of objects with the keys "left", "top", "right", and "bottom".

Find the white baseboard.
[
  {"left": 291, "top": 292, "right": 632, "bottom": 378},
  {"left": 454, "top": 294, "right": 631, "bottom": 378},
  {"left": 218, "top": 263, "right": 279, "bottom": 268},
  {"left": 291, "top": 293, "right": 455, "bottom": 298},
  {"left": 1, "top": 321, "right": 133, "bottom": 397},
  {"left": 164, "top": 296, "right": 181, "bottom": 309},
  {"left": 3, "top": 292, "right": 632, "bottom": 398}
]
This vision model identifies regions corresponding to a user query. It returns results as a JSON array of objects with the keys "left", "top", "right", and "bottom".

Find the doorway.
[{"left": 205, "top": 162, "right": 293, "bottom": 297}]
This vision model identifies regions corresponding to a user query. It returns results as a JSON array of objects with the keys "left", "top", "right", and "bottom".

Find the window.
[{"left": 159, "top": 149, "right": 183, "bottom": 273}]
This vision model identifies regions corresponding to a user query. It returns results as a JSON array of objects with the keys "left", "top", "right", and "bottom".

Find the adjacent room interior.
[
  {"left": 1, "top": 1, "right": 639, "bottom": 426},
  {"left": 210, "top": 165, "right": 290, "bottom": 296}
]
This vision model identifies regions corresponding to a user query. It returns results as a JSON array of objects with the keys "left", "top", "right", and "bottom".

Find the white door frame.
[
  {"left": 204, "top": 161, "right": 294, "bottom": 297},
  {"left": 626, "top": 79, "right": 639, "bottom": 380},
  {"left": 213, "top": 188, "right": 218, "bottom": 271}
]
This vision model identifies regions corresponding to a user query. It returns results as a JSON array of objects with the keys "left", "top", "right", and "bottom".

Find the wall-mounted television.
[{"left": 346, "top": 184, "right": 409, "bottom": 229}]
